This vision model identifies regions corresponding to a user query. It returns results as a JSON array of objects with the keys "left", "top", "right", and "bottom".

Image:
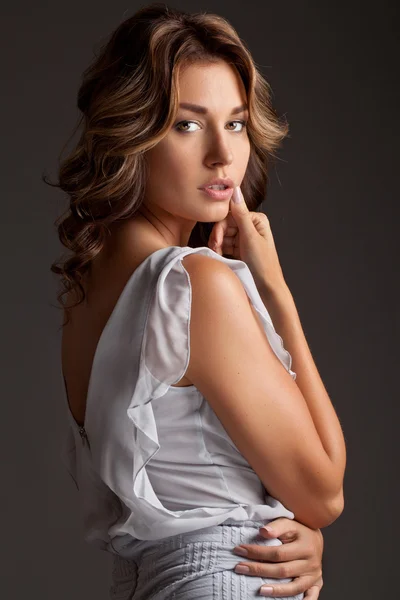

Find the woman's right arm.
[{"left": 182, "top": 253, "right": 346, "bottom": 530}]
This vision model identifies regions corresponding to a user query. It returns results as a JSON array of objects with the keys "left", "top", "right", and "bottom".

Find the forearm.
[{"left": 258, "top": 282, "right": 347, "bottom": 497}]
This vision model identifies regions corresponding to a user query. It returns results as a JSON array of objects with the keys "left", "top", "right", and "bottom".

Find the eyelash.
[{"left": 175, "top": 120, "right": 248, "bottom": 133}]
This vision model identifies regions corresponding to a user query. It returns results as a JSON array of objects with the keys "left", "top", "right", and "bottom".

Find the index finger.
[{"left": 233, "top": 540, "right": 303, "bottom": 563}]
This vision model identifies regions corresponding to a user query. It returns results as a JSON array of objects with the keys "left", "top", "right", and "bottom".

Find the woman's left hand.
[{"left": 232, "top": 517, "right": 324, "bottom": 598}]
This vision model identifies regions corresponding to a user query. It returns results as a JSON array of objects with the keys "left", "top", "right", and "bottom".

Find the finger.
[
  {"left": 223, "top": 247, "right": 241, "bottom": 260},
  {"left": 209, "top": 223, "right": 220, "bottom": 248},
  {"left": 229, "top": 187, "right": 253, "bottom": 240},
  {"left": 213, "top": 245, "right": 223, "bottom": 256},
  {"left": 258, "top": 576, "right": 317, "bottom": 598},
  {"left": 211, "top": 220, "right": 237, "bottom": 236},
  {"left": 221, "top": 235, "right": 237, "bottom": 253},
  {"left": 259, "top": 518, "right": 300, "bottom": 543},
  {"left": 234, "top": 558, "right": 306, "bottom": 579},
  {"left": 304, "top": 585, "right": 321, "bottom": 599},
  {"left": 233, "top": 539, "right": 306, "bottom": 563},
  {"left": 212, "top": 220, "right": 233, "bottom": 248}
]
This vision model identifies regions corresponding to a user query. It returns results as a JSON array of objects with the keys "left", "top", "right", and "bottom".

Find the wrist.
[
  {"left": 258, "top": 281, "right": 297, "bottom": 330},
  {"left": 257, "top": 278, "right": 293, "bottom": 307}
]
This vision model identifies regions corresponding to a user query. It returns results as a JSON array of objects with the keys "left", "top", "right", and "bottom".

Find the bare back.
[{"left": 61, "top": 221, "right": 193, "bottom": 428}]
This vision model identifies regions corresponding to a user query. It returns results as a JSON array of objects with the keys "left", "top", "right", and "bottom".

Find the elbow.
[
  {"left": 313, "top": 489, "right": 345, "bottom": 529},
  {"left": 328, "top": 488, "right": 345, "bottom": 522},
  {"left": 295, "top": 489, "right": 345, "bottom": 530}
]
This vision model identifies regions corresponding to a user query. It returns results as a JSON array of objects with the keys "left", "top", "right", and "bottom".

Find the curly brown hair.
[{"left": 44, "top": 3, "right": 289, "bottom": 325}]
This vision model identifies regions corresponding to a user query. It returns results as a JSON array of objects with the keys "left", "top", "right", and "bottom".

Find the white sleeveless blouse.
[{"left": 61, "top": 245, "right": 297, "bottom": 550}]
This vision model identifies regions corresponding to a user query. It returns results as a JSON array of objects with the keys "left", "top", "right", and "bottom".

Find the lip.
[
  {"left": 199, "top": 187, "right": 233, "bottom": 200},
  {"left": 199, "top": 177, "right": 234, "bottom": 190},
  {"left": 198, "top": 177, "right": 235, "bottom": 200}
]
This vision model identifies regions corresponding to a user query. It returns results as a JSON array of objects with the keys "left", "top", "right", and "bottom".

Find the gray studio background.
[{"left": 2, "top": 1, "right": 398, "bottom": 598}]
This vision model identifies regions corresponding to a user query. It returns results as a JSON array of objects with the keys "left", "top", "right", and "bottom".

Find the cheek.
[
  {"left": 149, "top": 140, "right": 191, "bottom": 181},
  {"left": 145, "top": 142, "right": 192, "bottom": 202},
  {"left": 237, "top": 139, "right": 251, "bottom": 176}
]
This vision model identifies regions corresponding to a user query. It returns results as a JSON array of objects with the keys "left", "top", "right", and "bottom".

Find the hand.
[
  {"left": 208, "top": 186, "right": 287, "bottom": 295},
  {"left": 232, "top": 517, "right": 324, "bottom": 598}
]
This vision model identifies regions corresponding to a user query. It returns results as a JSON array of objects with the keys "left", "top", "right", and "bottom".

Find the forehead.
[{"left": 176, "top": 60, "right": 247, "bottom": 110}]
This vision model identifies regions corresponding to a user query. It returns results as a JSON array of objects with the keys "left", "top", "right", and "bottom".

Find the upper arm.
[{"left": 181, "top": 253, "right": 341, "bottom": 529}]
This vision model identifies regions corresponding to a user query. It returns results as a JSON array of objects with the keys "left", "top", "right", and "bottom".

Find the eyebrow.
[{"left": 178, "top": 102, "right": 249, "bottom": 115}]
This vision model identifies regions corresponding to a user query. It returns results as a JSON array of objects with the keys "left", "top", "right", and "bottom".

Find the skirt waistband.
[{"left": 109, "top": 518, "right": 273, "bottom": 559}]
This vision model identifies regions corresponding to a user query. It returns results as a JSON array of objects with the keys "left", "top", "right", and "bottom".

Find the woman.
[{"left": 47, "top": 4, "right": 345, "bottom": 598}]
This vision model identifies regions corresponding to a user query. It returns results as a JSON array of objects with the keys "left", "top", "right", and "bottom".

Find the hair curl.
[{"left": 44, "top": 2, "right": 289, "bottom": 325}]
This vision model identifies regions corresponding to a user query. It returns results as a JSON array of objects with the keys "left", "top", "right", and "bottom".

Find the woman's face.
[{"left": 141, "top": 59, "right": 251, "bottom": 246}]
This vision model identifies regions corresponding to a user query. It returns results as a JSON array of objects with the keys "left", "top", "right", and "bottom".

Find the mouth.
[
  {"left": 199, "top": 177, "right": 235, "bottom": 191},
  {"left": 205, "top": 185, "right": 229, "bottom": 191}
]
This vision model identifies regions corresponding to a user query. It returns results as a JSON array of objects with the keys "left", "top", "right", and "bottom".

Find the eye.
[
  {"left": 175, "top": 120, "right": 201, "bottom": 133},
  {"left": 226, "top": 120, "right": 248, "bottom": 132},
  {"left": 175, "top": 120, "right": 247, "bottom": 133}
]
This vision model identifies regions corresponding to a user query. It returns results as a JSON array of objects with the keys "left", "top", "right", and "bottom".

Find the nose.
[{"left": 204, "top": 130, "right": 233, "bottom": 169}]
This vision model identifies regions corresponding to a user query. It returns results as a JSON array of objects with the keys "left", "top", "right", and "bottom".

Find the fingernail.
[
  {"left": 235, "top": 564, "right": 250, "bottom": 574},
  {"left": 261, "top": 526, "right": 274, "bottom": 534},
  {"left": 259, "top": 586, "right": 274, "bottom": 596},
  {"left": 233, "top": 546, "right": 248, "bottom": 556},
  {"left": 232, "top": 186, "right": 242, "bottom": 203}
]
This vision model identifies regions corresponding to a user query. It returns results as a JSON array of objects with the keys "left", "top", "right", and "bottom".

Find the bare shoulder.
[
  {"left": 181, "top": 252, "right": 247, "bottom": 303},
  {"left": 181, "top": 252, "right": 276, "bottom": 380},
  {"left": 181, "top": 251, "right": 228, "bottom": 272}
]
